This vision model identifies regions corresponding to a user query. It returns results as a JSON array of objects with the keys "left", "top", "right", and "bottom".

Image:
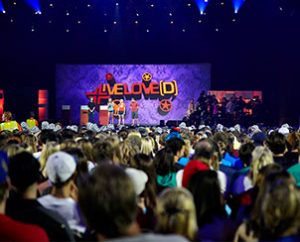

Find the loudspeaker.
[
  {"left": 166, "top": 120, "right": 180, "bottom": 127},
  {"left": 160, "top": 120, "right": 165, "bottom": 127}
]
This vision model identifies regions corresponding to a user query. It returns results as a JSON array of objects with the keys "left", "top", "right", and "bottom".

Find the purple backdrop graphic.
[{"left": 56, "top": 64, "right": 211, "bottom": 125}]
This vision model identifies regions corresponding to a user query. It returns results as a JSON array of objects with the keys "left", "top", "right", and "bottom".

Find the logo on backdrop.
[{"left": 86, "top": 72, "right": 178, "bottom": 114}]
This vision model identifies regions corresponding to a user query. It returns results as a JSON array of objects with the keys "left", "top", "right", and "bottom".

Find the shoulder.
[{"left": 105, "top": 234, "right": 189, "bottom": 242}]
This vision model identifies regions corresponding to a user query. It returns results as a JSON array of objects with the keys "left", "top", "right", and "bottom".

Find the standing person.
[
  {"left": 0, "top": 111, "right": 22, "bottom": 132},
  {"left": 186, "top": 99, "right": 195, "bottom": 117},
  {"left": 26, "top": 111, "right": 39, "bottom": 129},
  {"left": 130, "top": 98, "right": 139, "bottom": 126},
  {"left": 87, "top": 97, "right": 96, "bottom": 123},
  {"left": 107, "top": 98, "right": 115, "bottom": 124},
  {"left": 118, "top": 99, "right": 126, "bottom": 126}
]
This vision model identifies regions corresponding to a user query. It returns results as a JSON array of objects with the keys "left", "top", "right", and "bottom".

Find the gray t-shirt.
[{"left": 104, "top": 234, "right": 189, "bottom": 242}]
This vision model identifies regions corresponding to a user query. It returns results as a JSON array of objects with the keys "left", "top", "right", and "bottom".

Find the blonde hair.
[
  {"left": 40, "top": 141, "right": 60, "bottom": 176},
  {"left": 140, "top": 137, "right": 153, "bottom": 156},
  {"left": 251, "top": 146, "right": 274, "bottom": 184},
  {"left": 156, "top": 188, "right": 198, "bottom": 241},
  {"left": 23, "top": 134, "right": 38, "bottom": 153},
  {"left": 261, "top": 176, "right": 300, "bottom": 237}
]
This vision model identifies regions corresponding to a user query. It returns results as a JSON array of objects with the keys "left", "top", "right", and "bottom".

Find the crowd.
[{"left": 0, "top": 115, "right": 300, "bottom": 242}]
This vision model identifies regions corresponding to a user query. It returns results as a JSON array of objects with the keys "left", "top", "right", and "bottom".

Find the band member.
[
  {"left": 0, "top": 111, "right": 22, "bottom": 132},
  {"left": 187, "top": 99, "right": 195, "bottom": 117},
  {"left": 87, "top": 97, "right": 96, "bottom": 123},
  {"left": 130, "top": 98, "right": 139, "bottom": 126},
  {"left": 118, "top": 99, "right": 126, "bottom": 125},
  {"left": 107, "top": 98, "right": 115, "bottom": 124}
]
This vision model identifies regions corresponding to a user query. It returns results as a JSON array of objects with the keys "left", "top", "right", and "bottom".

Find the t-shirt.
[
  {"left": 38, "top": 195, "right": 85, "bottom": 233},
  {"left": 119, "top": 103, "right": 126, "bottom": 112},
  {"left": 0, "top": 213, "right": 49, "bottom": 242},
  {"left": 104, "top": 234, "right": 189, "bottom": 242},
  {"left": 6, "top": 196, "right": 75, "bottom": 242},
  {"left": 182, "top": 159, "right": 210, "bottom": 187},
  {"left": 130, "top": 101, "right": 139, "bottom": 112}
]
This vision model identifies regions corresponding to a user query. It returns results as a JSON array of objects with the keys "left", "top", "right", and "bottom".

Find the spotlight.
[
  {"left": 2, "top": 10, "right": 5, "bottom": 14},
  {"left": 10, "top": 18, "right": 14, "bottom": 22},
  {"left": 150, "top": 4, "right": 154, "bottom": 8},
  {"left": 187, "top": 3, "right": 192, "bottom": 7},
  {"left": 170, "top": 20, "right": 174, "bottom": 24},
  {"left": 215, "top": 28, "right": 219, "bottom": 32},
  {"left": 146, "top": 29, "right": 150, "bottom": 32},
  {"left": 49, "top": 3, "right": 53, "bottom": 7},
  {"left": 104, "top": 29, "right": 107, "bottom": 32},
  {"left": 13, "top": 2, "right": 17, "bottom": 5},
  {"left": 233, "top": 0, "right": 246, "bottom": 14},
  {"left": 66, "top": 29, "right": 70, "bottom": 33},
  {"left": 66, "top": 12, "right": 70, "bottom": 16},
  {"left": 87, "top": 4, "right": 91, "bottom": 8},
  {"left": 35, "top": 10, "right": 42, "bottom": 15},
  {"left": 77, "top": 20, "right": 81, "bottom": 24},
  {"left": 182, "top": 29, "right": 186, "bottom": 32},
  {"left": 196, "top": 0, "right": 209, "bottom": 16},
  {"left": 48, "top": 20, "right": 52, "bottom": 24},
  {"left": 169, "top": 13, "right": 173, "bottom": 16},
  {"left": 136, "top": 13, "right": 139, "bottom": 16},
  {"left": 134, "top": 20, "right": 138, "bottom": 24},
  {"left": 113, "top": 21, "right": 117, "bottom": 24},
  {"left": 116, "top": 2, "right": 119, "bottom": 6}
]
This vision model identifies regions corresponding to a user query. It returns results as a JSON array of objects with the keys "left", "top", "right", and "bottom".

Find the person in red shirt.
[
  {"left": 118, "top": 99, "right": 126, "bottom": 125},
  {"left": 130, "top": 98, "right": 139, "bottom": 126},
  {"left": 0, "top": 151, "right": 49, "bottom": 242}
]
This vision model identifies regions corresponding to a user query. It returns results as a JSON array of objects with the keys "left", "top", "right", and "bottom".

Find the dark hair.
[
  {"left": 165, "top": 138, "right": 185, "bottom": 157},
  {"left": 266, "top": 132, "right": 286, "bottom": 155},
  {"left": 193, "top": 139, "right": 215, "bottom": 161},
  {"left": 187, "top": 170, "right": 226, "bottom": 227},
  {"left": 8, "top": 151, "right": 41, "bottom": 193},
  {"left": 93, "top": 141, "right": 115, "bottom": 163},
  {"left": 133, "top": 153, "right": 157, "bottom": 208},
  {"left": 78, "top": 165, "right": 137, "bottom": 238},
  {"left": 155, "top": 148, "right": 176, "bottom": 176},
  {"left": 239, "top": 142, "right": 255, "bottom": 167}
]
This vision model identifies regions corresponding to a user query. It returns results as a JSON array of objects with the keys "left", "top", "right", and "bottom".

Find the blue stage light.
[
  {"left": 0, "top": 0, "right": 5, "bottom": 14},
  {"left": 195, "top": 0, "right": 209, "bottom": 15},
  {"left": 233, "top": 0, "right": 245, "bottom": 14},
  {"left": 25, "top": 0, "right": 41, "bottom": 13}
]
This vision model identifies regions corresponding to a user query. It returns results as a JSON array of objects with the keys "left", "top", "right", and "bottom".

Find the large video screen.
[{"left": 56, "top": 64, "right": 211, "bottom": 125}]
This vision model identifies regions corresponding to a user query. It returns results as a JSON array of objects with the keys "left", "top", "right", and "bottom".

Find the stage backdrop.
[{"left": 56, "top": 64, "right": 211, "bottom": 125}]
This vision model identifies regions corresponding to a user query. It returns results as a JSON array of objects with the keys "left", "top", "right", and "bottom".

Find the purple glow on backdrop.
[{"left": 56, "top": 64, "right": 211, "bottom": 125}]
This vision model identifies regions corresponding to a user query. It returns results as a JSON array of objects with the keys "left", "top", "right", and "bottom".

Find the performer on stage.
[
  {"left": 0, "top": 111, "right": 22, "bottom": 132},
  {"left": 117, "top": 99, "right": 126, "bottom": 125},
  {"left": 130, "top": 98, "right": 139, "bottom": 126},
  {"left": 107, "top": 98, "right": 115, "bottom": 124},
  {"left": 186, "top": 99, "right": 195, "bottom": 117},
  {"left": 87, "top": 97, "right": 96, "bottom": 123}
]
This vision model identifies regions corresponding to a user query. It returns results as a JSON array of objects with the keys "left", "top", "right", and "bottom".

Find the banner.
[{"left": 56, "top": 64, "right": 211, "bottom": 125}]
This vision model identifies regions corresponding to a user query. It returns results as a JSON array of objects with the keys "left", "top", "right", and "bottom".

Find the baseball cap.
[
  {"left": 252, "top": 131, "right": 267, "bottom": 146},
  {"left": 46, "top": 151, "right": 76, "bottom": 184},
  {"left": 0, "top": 151, "right": 9, "bottom": 185},
  {"left": 125, "top": 168, "right": 148, "bottom": 196}
]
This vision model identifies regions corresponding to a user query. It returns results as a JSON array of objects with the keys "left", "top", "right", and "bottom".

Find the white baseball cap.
[
  {"left": 125, "top": 168, "right": 148, "bottom": 196},
  {"left": 46, "top": 151, "right": 76, "bottom": 184}
]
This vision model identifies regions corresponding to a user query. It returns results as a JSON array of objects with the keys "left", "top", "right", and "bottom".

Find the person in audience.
[
  {"left": 188, "top": 170, "right": 237, "bottom": 241},
  {"left": 0, "top": 151, "right": 49, "bottom": 241},
  {"left": 286, "top": 132, "right": 300, "bottom": 164},
  {"left": 234, "top": 169, "right": 299, "bottom": 242},
  {"left": 38, "top": 151, "right": 85, "bottom": 234},
  {"left": 78, "top": 164, "right": 189, "bottom": 242},
  {"left": 266, "top": 132, "right": 295, "bottom": 169},
  {"left": 6, "top": 151, "right": 75, "bottom": 241},
  {"left": 156, "top": 188, "right": 198, "bottom": 241}
]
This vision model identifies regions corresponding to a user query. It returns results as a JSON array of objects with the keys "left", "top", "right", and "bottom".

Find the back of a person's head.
[
  {"left": 78, "top": 165, "right": 137, "bottom": 239},
  {"left": 155, "top": 148, "right": 175, "bottom": 176},
  {"left": 251, "top": 146, "right": 274, "bottom": 184},
  {"left": 192, "top": 139, "right": 214, "bottom": 162},
  {"left": 165, "top": 138, "right": 185, "bottom": 157},
  {"left": 213, "top": 132, "right": 229, "bottom": 153},
  {"left": 0, "top": 151, "right": 9, "bottom": 203},
  {"left": 9, "top": 151, "right": 41, "bottom": 193},
  {"left": 187, "top": 170, "right": 225, "bottom": 227},
  {"left": 266, "top": 132, "right": 287, "bottom": 155},
  {"left": 286, "top": 132, "right": 300, "bottom": 151},
  {"left": 93, "top": 140, "right": 115, "bottom": 164},
  {"left": 239, "top": 142, "right": 255, "bottom": 167},
  {"left": 156, "top": 188, "right": 197, "bottom": 240},
  {"left": 140, "top": 137, "right": 154, "bottom": 156},
  {"left": 260, "top": 172, "right": 300, "bottom": 238}
]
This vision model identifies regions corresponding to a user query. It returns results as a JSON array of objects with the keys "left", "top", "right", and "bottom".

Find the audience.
[{"left": 0, "top": 120, "right": 299, "bottom": 242}]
